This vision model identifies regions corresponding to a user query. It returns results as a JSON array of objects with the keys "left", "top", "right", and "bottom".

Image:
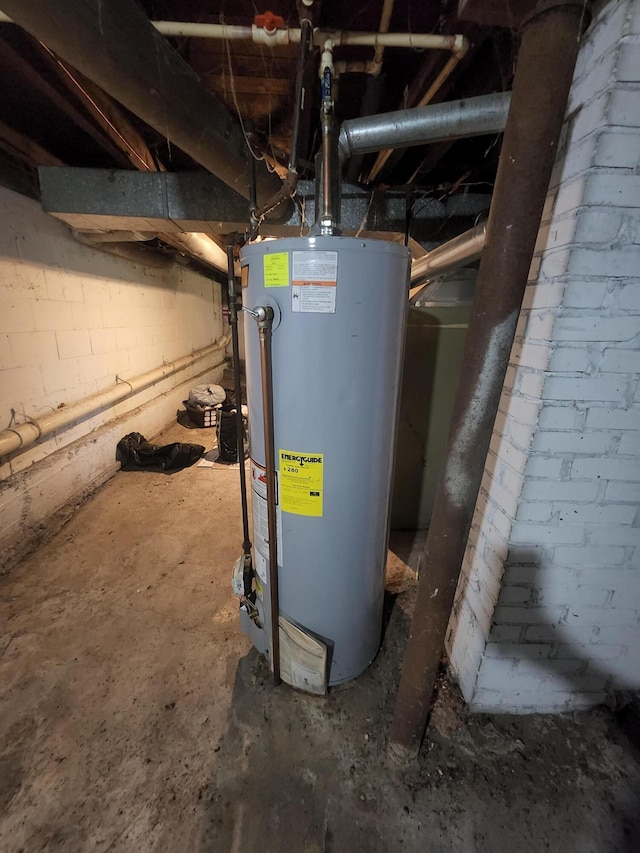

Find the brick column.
[{"left": 446, "top": 0, "right": 640, "bottom": 712}]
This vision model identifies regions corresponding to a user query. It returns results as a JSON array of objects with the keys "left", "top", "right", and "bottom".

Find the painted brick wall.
[
  {"left": 0, "top": 187, "right": 224, "bottom": 569},
  {"left": 446, "top": 0, "right": 640, "bottom": 712}
]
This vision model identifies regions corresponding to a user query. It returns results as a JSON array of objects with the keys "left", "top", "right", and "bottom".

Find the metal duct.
[
  {"left": 338, "top": 92, "right": 511, "bottom": 162},
  {"left": 410, "top": 221, "right": 487, "bottom": 286},
  {"left": 0, "top": 0, "right": 282, "bottom": 210}
]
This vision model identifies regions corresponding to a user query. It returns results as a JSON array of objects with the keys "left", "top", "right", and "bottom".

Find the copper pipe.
[{"left": 257, "top": 307, "right": 281, "bottom": 685}]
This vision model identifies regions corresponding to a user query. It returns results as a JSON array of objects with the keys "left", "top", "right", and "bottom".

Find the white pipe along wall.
[
  {"left": 0, "top": 187, "right": 226, "bottom": 571},
  {"left": 0, "top": 335, "right": 229, "bottom": 457}
]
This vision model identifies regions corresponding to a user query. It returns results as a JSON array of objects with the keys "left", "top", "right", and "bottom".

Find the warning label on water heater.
[
  {"left": 250, "top": 459, "right": 268, "bottom": 501},
  {"left": 279, "top": 450, "right": 323, "bottom": 517},
  {"left": 291, "top": 251, "right": 338, "bottom": 314},
  {"left": 252, "top": 491, "right": 284, "bottom": 566}
]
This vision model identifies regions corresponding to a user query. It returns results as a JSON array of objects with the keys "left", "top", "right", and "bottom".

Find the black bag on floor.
[
  {"left": 116, "top": 432, "right": 205, "bottom": 472},
  {"left": 216, "top": 403, "right": 248, "bottom": 464}
]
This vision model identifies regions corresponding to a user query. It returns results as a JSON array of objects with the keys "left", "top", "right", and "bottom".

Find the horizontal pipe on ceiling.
[
  {"left": 0, "top": 0, "right": 282, "bottom": 210},
  {"left": 73, "top": 228, "right": 229, "bottom": 274},
  {"left": 338, "top": 92, "right": 511, "bottom": 161},
  {"left": 160, "top": 232, "right": 229, "bottom": 274},
  {"left": 0, "top": 13, "right": 467, "bottom": 54},
  {"left": 0, "top": 334, "right": 231, "bottom": 459},
  {"left": 152, "top": 21, "right": 466, "bottom": 53}
]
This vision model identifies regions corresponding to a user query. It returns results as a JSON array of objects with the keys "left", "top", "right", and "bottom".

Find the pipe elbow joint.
[{"left": 452, "top": 34, "right": 470, "bottom": 59}]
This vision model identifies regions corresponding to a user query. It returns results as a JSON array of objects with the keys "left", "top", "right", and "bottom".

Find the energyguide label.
[{"left": 279, "top": 450, "right": 323, "bottom": 517}]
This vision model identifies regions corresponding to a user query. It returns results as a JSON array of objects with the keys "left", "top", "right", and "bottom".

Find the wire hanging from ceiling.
[{"left": 223, "top": 27, "right": 276, "bottom": 171}]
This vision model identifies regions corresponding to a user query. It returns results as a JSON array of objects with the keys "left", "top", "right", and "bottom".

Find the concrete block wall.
[
  {"left": 0, "top": 187, "right": 224, "bottom": 569},
  {"left": 446, "top": 0, "right": 640, "bottom": 712}
]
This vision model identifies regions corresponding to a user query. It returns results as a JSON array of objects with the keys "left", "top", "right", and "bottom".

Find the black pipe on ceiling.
[{"left": 1, "top": 0, "right": 284, "bottom": 213}]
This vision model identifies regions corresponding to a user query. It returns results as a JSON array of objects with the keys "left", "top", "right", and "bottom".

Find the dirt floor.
[{"left": 1, "top": 419, "right": 639, "bottom": 853}]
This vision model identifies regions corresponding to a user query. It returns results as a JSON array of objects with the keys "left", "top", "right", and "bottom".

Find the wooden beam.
[
  {"left": 191, "top": 55, "right": 297, "bottom": 80},
  {"left": 37, "top": 44, "right": 161, "bottom": 172},
  {"left": 404, "top": 31, "right": 515, "bottom": 184},
  {"left": 0, "top": 119, "right": 64, "bottom": 166},
  {"left": 203, "top": 74, "right": 292, "bottom": 97},
  {"left": 457, "top": 0, "right": 536, "bottom": 28},
  {"left": 0, "top": 38, "right": 131, "bottom": 168},
  {"left": 0, "top": 0, "right": 284, "bottom": 207},
  {"left": 214, "top": 93, "right": 290, "bottom": 120}
]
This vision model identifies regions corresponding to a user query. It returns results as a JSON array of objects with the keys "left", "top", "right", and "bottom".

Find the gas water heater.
[{"left": 238, "top": 235, "right": 409, "bottom": 689}]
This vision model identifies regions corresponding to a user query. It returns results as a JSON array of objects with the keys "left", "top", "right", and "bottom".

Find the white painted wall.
[
  {"left": 0, "top": 187, "right": 224, "bottom": 569},
  {"left": 447, "top": 0, "right": 640, "bottom": 712}
]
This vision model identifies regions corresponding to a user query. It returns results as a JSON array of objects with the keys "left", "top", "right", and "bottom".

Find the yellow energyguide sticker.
[
  {"left": 279, "top": 450, "right": 323, "bottom": 517},
  {"left": 264, "top": 252, "right": 289, "bottom": 287}
]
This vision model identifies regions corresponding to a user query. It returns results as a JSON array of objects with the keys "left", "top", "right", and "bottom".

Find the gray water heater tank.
[{"left": 240, "top": 235, "right": 409, "bottom": 685}]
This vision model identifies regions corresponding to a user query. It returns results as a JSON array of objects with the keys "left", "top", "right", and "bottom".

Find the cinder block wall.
[
  {"left": 0, "top": 187, "right": 224, "bottom": 569},
  {"left": 446, "top": 0, "right": 640, "bottom": 712}
]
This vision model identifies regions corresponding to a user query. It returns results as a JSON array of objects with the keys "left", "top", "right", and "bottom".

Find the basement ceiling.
[{"left": 0, "top": 0, "right": 527, "bottom": 235}]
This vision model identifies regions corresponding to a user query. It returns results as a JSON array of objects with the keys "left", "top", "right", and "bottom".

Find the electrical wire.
[
  {"left": 355, "top": 190, "right": 376, "bottom": 237},
  {"left": 39, "top": 43, "right": 155, "bottom": 171},
  {"left": 223, "top": 33, "right": 276, "bottom": 170}
]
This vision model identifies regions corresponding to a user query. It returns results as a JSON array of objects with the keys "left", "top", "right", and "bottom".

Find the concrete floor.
[{"left": 1, "top": 420, "right": 639, "bottom": 853}]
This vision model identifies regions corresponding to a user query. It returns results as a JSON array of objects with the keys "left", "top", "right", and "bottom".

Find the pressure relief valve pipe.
[
  {"left": 227, "top": 245, "right": 256, "bottom": 614},
  {"left": 244, "top": 303, "right": 281, "bottom": 685}
]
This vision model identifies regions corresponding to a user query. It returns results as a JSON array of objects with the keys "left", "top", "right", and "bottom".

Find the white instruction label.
[
  {"left": 291, "top": 250, "right": 338, "bottom": 314},
  {"left": 291, "top": 661, "right": 325, "bottom": 691},
  {"left": 252, "top": 492, "right": 283, "bottom": 566},
  {"left": 254, "top": 549, "right": 267, "bottom": 584}
]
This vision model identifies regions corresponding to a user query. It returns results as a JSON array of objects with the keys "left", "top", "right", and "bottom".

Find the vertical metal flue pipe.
[{"left": 389, "top": 0, "right": 589, "bottom": 762}]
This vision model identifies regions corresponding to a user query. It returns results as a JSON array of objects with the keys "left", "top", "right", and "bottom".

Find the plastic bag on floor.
[
  {"left": 116, "top": 432, "right": 205, "bottom": 472},
  {"left": 188, "top": 384, "right": 226, "bottom": 408}
]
